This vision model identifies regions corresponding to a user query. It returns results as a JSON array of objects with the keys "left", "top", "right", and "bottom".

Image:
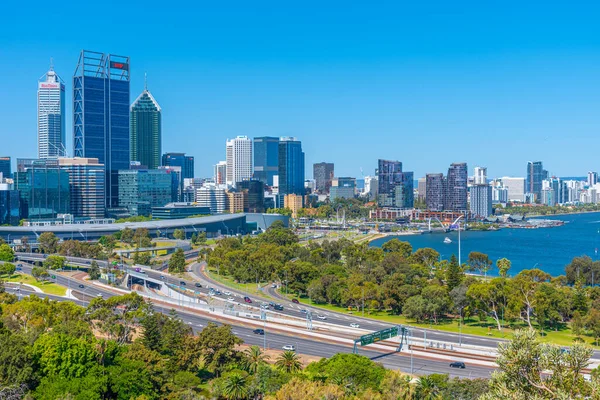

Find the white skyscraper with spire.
[{"left": 38, "top": 60, "right": 66, "bottom": 159}]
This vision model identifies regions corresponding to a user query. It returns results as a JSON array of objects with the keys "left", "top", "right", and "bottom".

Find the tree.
[
  {"left": 98, "top": 235, "right": 117, "bottom": 252},
  {"left": 586, "top": 309, "right": 600, "bottom": 345},
  {"left": 467, "top": 251, "right": 493, "bottom": 276},
  {"left": 305, "top": 353, "right": 386, "bottom": 393},
  {"left": 402, "top": 295, "right": 428, "bottom": 323},
  {"left": 0, "top": 244, "right": 14, "bottom": 262},
  {"left": 497, "top": 258, "right": 511, "bottom": 277},
  {"left": 510, "top": 269, "right": 551, "bottom": 328},
  {"left": 467, "top": 279, "right": 508, "bottom": 331},
  {"left": 196, "top": 323, "right": 243, "bottom": 374},
  {"left": 416, "top": 375, "right": 442, "bottom": 400},
  {"left": 38, "top": 232, "right": 59, "bottom": 254},
  {"left": 32, "top": 266, "right": 50, "bottom": 281},
  {"left": 222, "top": 373, "right": 249, "bottom": 400},
  {"left": 43, "top": 255, "right": 66, "bottom": 270},
  {"left": 120, "top": 228, "right": 134, "bottom": 244},
  {"left": 0, "top": 331, "right": 35, "bottom": 387},
  {"left": 421, "top": 285, "right": 451, "bottom": 324},
  {"left": 33, "top": 332, "right": 99, "bottom": 378},
  {"left": 572, "top": 310, "right": 584, "bottom": 338},
  {"left": 275, "top": 351, "right": 302, "bottom": 374},
  {"left": 445, "top": 254, "right": 463, "bottom": 290},
  {"left": 381, "top": 239, "right": 412, "bottom": 258},
  {"left": 133, "top": 228, "right": 152, "bottom": 248},
  {"left": 412, "top": 247, "right": 440, "bottom": 269},
  {"left": 270, "top": 377, "right": 345, "bottom": 400},
  {"left": 449, "top": 284, "right": 469, "bottom": 322},
  {"left": 169, "top": 248, "right": 186, "bottom": 273},
  {"left": 0, "top": 262, "right": 16, "bottom": 277},
  {"left": 88, "top": 261, "right": 101, "bottom": 280},
  {"left": 482, "top": 329, "right": 593, "bottom": 399},
  {"left": 173, "top": 229, "right": 185, "bottom": 240},
  {"left": 243, "top": 345, "right": 269, "bottom": 374}
]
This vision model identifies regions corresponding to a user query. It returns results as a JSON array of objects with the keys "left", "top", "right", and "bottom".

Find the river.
[{"left": 369, "top": 212, "right": 600, "bottom": 277}]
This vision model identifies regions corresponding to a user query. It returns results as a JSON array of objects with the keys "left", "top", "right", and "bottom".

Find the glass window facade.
[
  {"left": 253, "top": 137, "right": 279, "bottom": 186},
  {"left": 118, "top": 169, "right": 174, "bottom": 216},
  {"left": 0, "top": 190, "right": 21, "bottom": 226},
  {"left": 278, "top": 138, "right": 305, "bottom": 196},
  {"left": 130, "top": 90, "right": 162, "bottom": 169}
]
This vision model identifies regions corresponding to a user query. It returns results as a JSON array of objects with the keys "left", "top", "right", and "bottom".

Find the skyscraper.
[
  {"left": 588, "top": 172, "right": 598, "bottom": 187},
  {"left": 313, "top": 162, "right": 334, "bottom": 194},
  {"left": 526, "top": 161, "right": 548, "bottom": 201},
  {"left": 0, "top": 157, "right": 11, "bottom": 179},
  {"left": 445, "top": 163, "right": 468, "bottom": 211},
  {"left": 473, "top": 166, "right": 487, "bottom": 185},
  {"left": 214, "top": 161, "right": 227, "bottom": 185},
  {"left": 377, "top": 159, "right": 414, "bottom": 208},
  {"left": 73, "top": 50, "right": 130, "bottom": 208},
  {"left": 130, "top": 77, "right": 161, "bottom": 169},
  {"left": 426, "top": 173, "right": 445, "bottom": 211},
  {"left": 470, "top": 184, "right": 492, "bottom": 218},
  {"left": 38, "top": 63, "right": 66, "bottom": 159},
  {"left": 162, "top": 153, "right": 194, "bottom": 179},
  {"left": 253, "top": 136, "right": 279, "bottom": 186},
  {"left": 118, "top": 169, "right": 175, "bottom": 216},
  {"left": 59, "top": 158, "right": 105, "bottom": 218},
  {"left": 278, "top": 137, "right": 305, "bottom": 196},
  {"left": 330, "top": 177, "right": 356, "bottom": 200},
  {"left": 15, "top": 159, "right": 70, "bottom": 219},
  {"left": 226, "top": 136, "right": 253, "bottom": 187}
]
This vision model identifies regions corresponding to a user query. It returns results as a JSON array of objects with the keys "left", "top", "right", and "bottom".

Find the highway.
[{"left": 6, "top": 258, "right": 494, "bottom": 378}]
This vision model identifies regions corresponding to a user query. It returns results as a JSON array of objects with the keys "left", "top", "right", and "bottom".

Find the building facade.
[
  {"left": 59, "top": 158, "right": 105, "bottom": 218},
  {"left": 130, "top": 82, "right": 161, "bottom": 169},
  {"left": 500, "top": 177, "right": 526, "bottom": 202},
  {"left": 151, "top": 203, "right": 210, "bottom": 219},
  {"left": 15, "top": 159, "right": 70, "bottom": 220},
  {"left": 38, "top": 65, "right": 66, "bottom": 159},
  {"left": 196, "top": 185, "right": 228, "bottom": 214},
  {"left": 278, "top": 137, "right": 305, "bottom": 196},
  {"left": 0, "top": 181, "right": 21, "bottom": 226},
  {"left": 227, "top": 191, "right": 246, "bottom": 213},
  {"left": 473, "top": 166, "right": 487, "bottom": 185},
  {"left": 236, "top": 179, "right": 265, "bottom": 213},
  {"left": 470, "top": 184, "right": 492, "bottom": 218},
  {"left": 284, "top": 194, "right": 303, "bottom": 218},
  {"left": 526, "top": 161, "right": 548, "bottom": 201},
  {"left": 226, "top": 136, "right": 252, "bottom": 187},
  {"left": 377, "top": 159, "right": 414, "bottom": 208},
  {"left": 73, "top": 50, "right": 130, "bottom": 208},
  {"left": 118, "top": 169, "right": 174, "bottom": 216},
  {"left": 330, "top": 177, "right": 356, "bottom": 200},
  {"left": 313, "top": 162, "right": 334, "bottom": 194},
  {"left": 162, "top": 153, "right": 194, "bottom": 200},
  {"left": 445, "top": 163, "right": 468, "bottom": 211},
  {"left": 0, "top": 157, "right": 11, "bottom": 179},
  {"left": 214, "top": 161, "right": 227, "bottom": 185},
  {"left": 253, "top": 136, "right": 279, "bottom": 186},
  {"left": 426, "top": 173, "right": 445, "bottom": 211}
]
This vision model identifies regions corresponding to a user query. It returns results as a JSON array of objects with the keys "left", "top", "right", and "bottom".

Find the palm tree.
[
  {"left": 243, "top": 345, "right": 270, "bottom": 374},
  {"left": 416, "top": 375, "right": 441, "bottom": 400},
  {"left": 222, "top": 373, "right": 248, "bottom": 400},
  {"left": 275, "top": 350, "right": 302, "bottom": 373}
]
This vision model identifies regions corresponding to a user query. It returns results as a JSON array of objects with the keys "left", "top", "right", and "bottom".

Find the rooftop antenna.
[
  {"left": 144, "top": 71, "right": 148, "bottom": 91},
  {"left": 49, "top": 57, "right": 54, "bottom": 71}
]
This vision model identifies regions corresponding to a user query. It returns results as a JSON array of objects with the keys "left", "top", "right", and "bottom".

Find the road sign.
[
  {"left": 51, "top": 275, "right": 56, "bottom": 279},
  {"left": 359, "top": 326, "right": 399, "bottom": 346}
]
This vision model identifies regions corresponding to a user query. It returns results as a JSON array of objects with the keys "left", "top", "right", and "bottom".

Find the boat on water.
[{"left": 443, "top": 237, "right": 452, "bottom": 244}]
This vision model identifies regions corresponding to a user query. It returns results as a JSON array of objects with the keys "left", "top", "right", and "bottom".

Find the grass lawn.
[
  {"left": 205, "top": 268, "right": 272, "bottom": 298},
  {"left": 154, "top": 240, "right": 177, "bottom": 247},
  {"left": 3, "top": 273, "right": 67, "bottom": 296}
]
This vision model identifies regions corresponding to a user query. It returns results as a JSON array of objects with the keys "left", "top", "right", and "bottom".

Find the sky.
[{"left": 2, "top": 1, "right": 600, "bottom": 179}]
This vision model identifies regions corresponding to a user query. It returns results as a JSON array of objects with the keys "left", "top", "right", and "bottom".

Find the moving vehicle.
[
  {"left": 78, "top": 284, "right": 85, "bottom": 289},
  {"left": 180, "top": 281, "right": 186, "bottom": 286},
  {"left": 292, "top": 299, "right": 300, "bottom": 304},
  {"left": 449, "top": 362, "right": 466, "bottom": 369},
  {"left": 273, "top": 304, "right": 284, "bottom": 311},
  {"left": 350, "top": 323, "right": 360, "bottom": 328},
  {"left": 227, "top": 297, "right": 234, "bottom": 301},
  {"left": 443, "top": 237, "right": 452, "bottom": 244},
  {"left": 271, "top": 283, "right": 277, "bottom": 288},
  {"left": 317, "top": 315, "right": 327, "bottom": 320},
  {"left": 195, "top": 282, "right": 202, "bottom": 288},
  {"left": 253, "top": 329, "right": 264, "bottom": 335},
  {"left": 282, "top": 345, "right": 296, "bottom": 351},
  {"left": 159, "top": 275, "right": 165, "bottom": 280},
  {"left": 223, "top": 291, "right": 232, "bottom": 296},
  {"left": 244, "top": 296, "right": 252, "bottom": 303},
  {"left": 300, "top": 309, "right": 307, "bottom": 313}
]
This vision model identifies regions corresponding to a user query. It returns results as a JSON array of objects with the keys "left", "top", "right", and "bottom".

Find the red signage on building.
[{"left": 110, "top": 61, "right": 129, "bottom": 70}]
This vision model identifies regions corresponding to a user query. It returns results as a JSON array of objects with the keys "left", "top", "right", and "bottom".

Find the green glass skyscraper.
[{"left": 130, "top": 78, "right": 162, "bottom": 169}]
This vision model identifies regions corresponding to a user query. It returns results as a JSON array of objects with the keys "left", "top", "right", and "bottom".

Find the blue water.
[{"left": 370, "top": 212, "right": 600, "bottom": 277}]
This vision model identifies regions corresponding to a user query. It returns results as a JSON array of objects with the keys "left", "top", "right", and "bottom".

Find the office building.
[
  {"left": 158, "top": 165, "right": 182, "bottom": 202},
  {"left": 237, "top": 180, "right": 265, "bottom": 213},
  {"left": 417, "top": 177, "right": 426, "bottom": 202},
  {"left": 445, "top": 163, "right": 468, "bottom": 212},
  {"left": 253, "top": 137, "right": 279, "bottom": 186},
  {"left": 0, "top": 179, "right": 21, "bottom": 226},
  {"left": 214, "top": 161, "right": 227, "bottom": 185},
  {"left": 526, "top": 161, "right": 548, "bottom": 201},
  {"left": 426, "top": 173, "right": 445, "bottom": 211},
  {"left": 500, "top": 177, "right": 526, "bottom": 202},
  {"left": 227, "top": 191, "right": 246, "bottom": 213},
  {"left": 58, "top": 158, "right": 105, "bottom": 218},
  {"left": 130, "top": 79, "right": 161, "bottom": 169},
  {"left": 118, "top": 169, "right": 175, "bottom": 216},
  {"left": 278, "top": 137, "right": 305, "bottom": 196},
  {"left": 330, "top": 177, "right": 356, "bottom": 200},
  {"left": 363, "top": 176, "right": 378, "bottom": 199},
  {"left": 151, "top": 203, "right": 210, "bottom": 220},
  {"left": 543, "top": 177, "right": 568, "bottom": 205},
  {"left": 162, "top": 153, "right": 194, "bottom": 201},
  {"left": 226, "top": 136, "right": 252, "bottom": 187},
  {"left": 377, "top": 159, "right": 414, "bottom": 208},
  {"left": 38, "top": 64, "right": 66, "bottom": 159},
  {"left": 0, "top": 157, "right": 11, "bottom": 179},
  {"left": 588, "top": 172, "right": 598, "bottom": 187},
  {"left": 470, "top": 184, "right": 492, "bottom": 218},
  {"left": 313, "top": 162, "right": 334, "bottom": 194},
  {"left": 74, "top": 50, "right": 130, "bottom": 208},
  {"left": 473, "top": 166, "right": 487, "bottom": 185},
  {"left": 15, "top": 159, "right": 70, "bottom": 219},
  {"left": 196, "top": 185, "right": 228, "bottom": 214},
  {"left": 284, "top": 194, "right": 303, "bottom": 218}
]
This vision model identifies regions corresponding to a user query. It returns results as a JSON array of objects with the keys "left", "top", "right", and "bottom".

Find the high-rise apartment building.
[
  {"left": 313, "top": 162, "right": 334, "bottom": 194},
  {"left": 0, "top": 157, "right": 11, "bottom": 179},
  {"left": 130, "top": 80, "right": 161, "bottom": 169},
  {"left": 15, "top": 159, "right": 70, "bottom": 219},
  {"left": 253, "top": 137, "right": 279, "bottom": 186},
  {"left": 284, "top": 194, "right": 303, "bottom": 218},
  {"left": 445, "top": 163, "right": 468, "bottom": 211},
  {"left": 278, "top": 137, "right": 305, "bottom": 196},
  {"left": 363, "top": 176, "right": 378, "bottom": 199},
  {"left": 473, "top": 166, "right": 487, "bottom": 185},
  {"left": 526, "top": 161, "right": 548, "bottom": 201},
  {"left": 226, "top": 136, "right": 252, "bottom": 187},
  {"left": 500, "top": 177, "right": 526, "bottom": 202},
  {"left": 38, "top": 64, "right": 66, "bottom": 159},
  {"left": 58, "top": 158, "right": 105, "bottom": 218},
  {"left": 214, "top": 161, "right": 227, "bottom": 185},
  {"left": 426, "top": 173, "right": 445, "bottom": 211},
  {"left": 588, "top": 172, "right": 598, "bottom": 187},
  {"left": 417, "top": 177, "right": 427, "bottom": 202},
  {"left": 73, "top": 50, "right": 130, "bottom": 208},
  {"left": 196, "top": 185, "right": 228, "bottom": 214},
  {"left": 118, "top": 169, "right": 175, "bottom": 216},
  {"left": 470, "top": 184, "right": 492, "bottom": 218},
  {"left": 330, "top": 177, "right": 356, "bottom": 200},
  {"left": 377, "top": 159, "right": 414, "bottom": 208}
]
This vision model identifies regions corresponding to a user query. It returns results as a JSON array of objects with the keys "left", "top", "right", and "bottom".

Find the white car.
[
  {"left": 282, "top": 345, "right": 296, "bottom": 351},
  {"left": 350, "top": 323, "right": 360, "bottom": 328},
  {"left": 317, "top": 315, "right": 327, "bottom": 320},
  {"left": 223, "top": 291, "right": 232, "bottom": 296},
  {"left": 227, "top": 297, "right": 234, "bottom": 301}
]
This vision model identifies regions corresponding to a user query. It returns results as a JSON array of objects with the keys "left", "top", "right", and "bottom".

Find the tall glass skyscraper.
[
  {"left": 162, "top": 153, "right": 194, "bottom": 201},
  {"left": 38, "top": 64, "right": 66, "bottom": 159},
  {"left": 445, "top": 162, "right": 468, "bottom": 211},
  {"left": 526, "top": 161, "right": 548, "bottom": 201},
  {"left": 0, "top": 157, "right": 11, "bottom": 179},
  {"left": 130, "top": 78, "right": 162, "bottom": 169},
  {"left": 278, "top": 137, "right": 305, "bottom": 196},
  {"left": 313, "top": 162, "right": 334, "bottom": 194},
  {"left": 377, "top": 159, "right": 414, "bottom": 208},
  {"left": 253, "top": 136, "right": 279, "bottom": 186},
  {"left": 73, "top": 50, "right": 130, "bottom": 208}
]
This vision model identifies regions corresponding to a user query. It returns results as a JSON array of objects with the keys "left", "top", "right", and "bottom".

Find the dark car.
[
  {"left": 78, "top": 284, "right": 85, "bottom": 289},
  {"left": 244, "top": 296, "right": 252, "bottom": 303},
  {"left": 292, "top": 299, "right": 300, "bottom": 304},
  {"left": 195, "top": 282, "right": 202, "bottom": 288},
  {"left": 253, "top": 329, "right": 264, "bottom": 335},
  {"left": 449, "top": 362, "right": 466, "bottom": 369},
  {"left": 180, "top": 281, "right": 186, "bottom": 286},
  {"left": 274, "top": 304, "right": 284, "bottom": 311}
]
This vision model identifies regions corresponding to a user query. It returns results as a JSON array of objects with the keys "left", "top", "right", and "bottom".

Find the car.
[
  {"left": 350, "top": 323, "right": 360, "bottom": 328},
  {"left": 223, "top": 291, "right": 232, "bottom": 296},
  {"left": 292, "top": 299, "right": 300, "bottom": 304},
  {"left": 195, "top": 282, "right": 202, "bottom": 288},
  {"left": 96, "top": 293, "right": 103, "bottom": 298},
  {"left": 214, "top": 290, "right": 222, "bottom": 295},
  {"left": 271, "top": 283, "right": 277, "bottom": 288},
  {"left": 135, "top": 268, "right": 141, "bottom": 272},
  {"left": 159, "top": 275, "right": 165, "bottom": 280},
  {"left": 78, "top": 284, "right": 85, "bottom": 289},
  {"left": 180, "top": 281, "right": 186, "bottom": 286},
  {"left": 300, "top": 309, "right": 307, "bottom": 313},
  {"left": 227, "top": 297, "right": 235, "bottom": 301},
  {"left": 253, "top": 329, "right": 265, "bottom": 335},
  {"left": 282, "top": 345, "right": 296, "bottom": 351},
  {"left": 17, "top": 263, "right": 22, "bottom": 267},
  {"left": 317, "top": 315, "right": 327, "bottom": 320},
  {"left": 449, "top": 362, "right": 466, "bottom": 369},
  {"left": 273, "top": 304, "right": 284, "bottom": 311},
  {"left": 244, "top": 296, "right": 252, "bottom": 303}
]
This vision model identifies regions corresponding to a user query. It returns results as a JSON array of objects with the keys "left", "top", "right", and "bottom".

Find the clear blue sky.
[{"left": 2, "top": 1, "right": 600, "bottom": 179}]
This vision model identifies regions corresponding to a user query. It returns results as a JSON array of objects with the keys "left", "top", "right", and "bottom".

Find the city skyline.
[{"left": 3, "top": 3, "right": 600, "bottom": 179}]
